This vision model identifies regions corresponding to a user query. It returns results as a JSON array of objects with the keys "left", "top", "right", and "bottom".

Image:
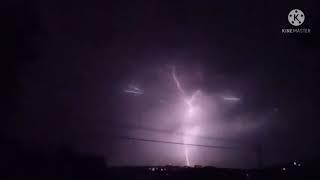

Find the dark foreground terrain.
[{"left": 1, "top": 137, "right": 319, "bottom": 180}]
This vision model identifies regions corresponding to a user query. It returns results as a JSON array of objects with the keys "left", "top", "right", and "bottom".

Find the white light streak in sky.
[
  {"left": 124, "top": 89, "right": 144, "bottom": 95},
  {"left": 124, "top": 85, "right": 144, "bottom": 95},
  {"left": 222, "top": 96, "right": 240, "bottom": 101}
]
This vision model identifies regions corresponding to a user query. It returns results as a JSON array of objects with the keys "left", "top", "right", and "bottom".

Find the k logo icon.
[{"left": 288, "top": 9, "right": 305, "bottom": 26}]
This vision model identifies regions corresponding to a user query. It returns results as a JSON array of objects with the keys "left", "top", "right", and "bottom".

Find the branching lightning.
[{"left": 171, "top": 66, "right": 200, "bottom": 166}]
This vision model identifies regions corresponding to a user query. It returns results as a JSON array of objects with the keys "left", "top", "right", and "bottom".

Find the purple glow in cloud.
[{"left": 112, "top": 62, "right": 272, "bottom": 168}]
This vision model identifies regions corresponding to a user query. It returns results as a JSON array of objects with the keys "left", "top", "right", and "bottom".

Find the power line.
[
  {"left": 111, "top": 123, "right": 255, "bottom": 147},
  {"left": 117, "top": 135, "right": 239, "bottom": 150},
  {"left": 116, "top": 135, "right": 260, "bottom": 166}
]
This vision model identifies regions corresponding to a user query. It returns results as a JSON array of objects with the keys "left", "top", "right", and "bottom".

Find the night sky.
[{"left": 2, "top": 0, "right": 320, "bottom": 168}]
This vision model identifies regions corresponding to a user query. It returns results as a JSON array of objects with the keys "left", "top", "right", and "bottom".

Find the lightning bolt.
[{"left": 171, "top": 66, "right": 200, "bottom": 166}]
